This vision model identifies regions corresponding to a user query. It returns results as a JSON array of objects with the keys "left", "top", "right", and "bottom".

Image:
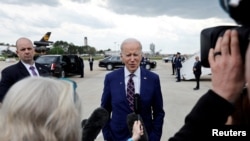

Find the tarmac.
[{"left": 0, "top": 59, "right": 212, "bottom": 141}]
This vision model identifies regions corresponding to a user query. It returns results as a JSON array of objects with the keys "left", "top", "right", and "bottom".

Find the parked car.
[
  {"left": 162, "top": 56, "right": 173, "bottom": 63},
  {"left": 162, "top": 55, "right": 187, "bottom": 63},
  {"left": 98, "top": 55, "right": 157, "bottom": 70},
  {"left": 35, "top": 54, "right": 84, "bottom": 78}
]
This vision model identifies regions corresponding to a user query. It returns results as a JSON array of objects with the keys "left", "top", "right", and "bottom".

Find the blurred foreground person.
[
  {"left": 0, "top": 76, "right": 144, "bottom": 141},
  {"left": 0, "top": 77, "right": 82, "bottom": 141},
  {"left": 169, "top": 30, "right": 246, "bottom": 140}
]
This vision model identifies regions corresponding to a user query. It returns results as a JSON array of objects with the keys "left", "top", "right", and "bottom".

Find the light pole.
[
  {"left": 114, "top": 42, "right": 116, "bottom": 51},
  {"left": 117, "top": 43, "right": 119, "bottom": 51}
]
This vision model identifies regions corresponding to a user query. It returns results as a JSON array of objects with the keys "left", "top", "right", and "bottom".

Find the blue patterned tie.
[
  {"left": 29, "top": 66, "right": 38, "bottom": 76},
  {"left": 127, "top": 74, "right": 135, "bottom": 111}
]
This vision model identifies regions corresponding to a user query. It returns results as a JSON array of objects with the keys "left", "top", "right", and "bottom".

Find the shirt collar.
[
  {"left": 124, "top": 67, "right": 140, "bottom": 77},
  {"left": 21, "top": 60, "right": 35, "bottom": 68}
]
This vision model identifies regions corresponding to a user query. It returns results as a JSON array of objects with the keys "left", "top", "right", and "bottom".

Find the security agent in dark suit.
[
  {"left": 193, "top": 56, "right": 202, "bottom": 90},
  {"left": 88, "top": 55, "right": 94, "bottom": 71},
  {"left": 171, "top": 54, "right": 176, "bottom": 75},
  {"left": 0, "top": 37, "right": 51, "bottom": 102},
  {"left": 174, "top": 52, "right": 182, "bottom": 82}
]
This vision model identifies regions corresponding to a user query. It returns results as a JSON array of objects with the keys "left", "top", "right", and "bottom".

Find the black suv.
[
  {"left": 98, "top": 55, "right": 157, "bottom": 70},
  {"left": 35, "top": 54, "right": 84, "bottom": 78}
]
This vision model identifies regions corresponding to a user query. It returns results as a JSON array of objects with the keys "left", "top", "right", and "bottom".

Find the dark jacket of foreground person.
[{"left": 169, "top": 90, "right": 237, "bottom": 141}]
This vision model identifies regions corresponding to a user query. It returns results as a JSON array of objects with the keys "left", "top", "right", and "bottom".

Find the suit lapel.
[
  {"left": 118, "top": 69, "right": 126, "bottom": 98},
  {"left": 116, "top": 69, "right": 131, "bottom": 109},
  {"left": 140, "top": 69, "right": 148, "bottom": 97},
  {"left": 35, "top": 63, "right": 43, "bottom": 74},
  {"left": 17, "top": 61, "right": 30, "bottom": 76}
]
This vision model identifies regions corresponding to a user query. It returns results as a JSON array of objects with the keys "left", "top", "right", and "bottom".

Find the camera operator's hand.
[
  {"left": 245, "top": 44, "right": 250, "bottom": 91},
  {"left": 208, "top": 29, "right": 245, "bottom": 103}
]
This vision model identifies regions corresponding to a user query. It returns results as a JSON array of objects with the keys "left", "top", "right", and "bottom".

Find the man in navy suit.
[
  {"left": 174, "top": 52, "right": 182, "bottom": 82},
  {"left": 193, "top": 56, "right": 202, "bottom": 90},
  {"left": 0, "top": 37, "right": 51, "bottom": 102},
  {"left": 101, "top": 38, "right": 165, "bottom": 141}
]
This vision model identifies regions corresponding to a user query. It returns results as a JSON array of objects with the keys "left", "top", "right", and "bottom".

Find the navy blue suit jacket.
[
  {"left": 101, "top": 67, "right": 165, "bottom": 141},
  {"left": 0, "top": 61, "right": 51, "bottom": 101},
  {"left": 193, "top": 61, "right": 202, "bottom": 75},
  {"left": 174, "top": 57, "right": 182, "bottom": 69}
]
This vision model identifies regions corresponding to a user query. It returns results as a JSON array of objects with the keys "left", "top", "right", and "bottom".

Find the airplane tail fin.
[{"left": 40, "top": 32, "right": 51, "bottom": 42}]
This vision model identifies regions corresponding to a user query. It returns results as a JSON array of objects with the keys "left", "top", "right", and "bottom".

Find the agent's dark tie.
[
  {"left": 127, "top": 74, "right": 135, "bottom": 111},
  {"left": 29, "top": 66, "right": 38, "bottom": 76}
]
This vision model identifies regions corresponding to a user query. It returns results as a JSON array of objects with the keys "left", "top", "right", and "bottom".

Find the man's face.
[
  {"left": 120, "top": 42, "right": 142, "bottom": 73},
  {"left": 16, "top": 39, "right": 35, "bottom": 64}
]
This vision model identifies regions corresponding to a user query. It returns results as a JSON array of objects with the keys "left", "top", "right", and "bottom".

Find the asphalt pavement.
[{"left": 0, "top": 59, "right": 212, "bottom": 141}]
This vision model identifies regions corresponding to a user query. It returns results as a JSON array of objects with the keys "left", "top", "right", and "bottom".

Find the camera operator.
[
  {"left": 169, "top": 0, "right": 250, "bottom": 140},
  {"left": 169, "top": 29, "right": 246, "bottom": 141},
  {"left": 170, "top": 30, "right": 247, "bottom": 141}
]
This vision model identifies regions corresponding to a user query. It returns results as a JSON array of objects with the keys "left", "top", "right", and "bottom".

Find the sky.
[{"left": 0, "top": 0, "right": 238, "bottom": 54}]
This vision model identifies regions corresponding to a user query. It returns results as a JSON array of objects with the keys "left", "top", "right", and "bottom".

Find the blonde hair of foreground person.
[{"left": 0, "top": 77, "right": 82, "bottom": 141}]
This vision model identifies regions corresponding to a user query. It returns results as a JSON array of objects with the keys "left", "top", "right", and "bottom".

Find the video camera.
[{"left": 200, "top": 0, "right": 250, "bottom": 68}]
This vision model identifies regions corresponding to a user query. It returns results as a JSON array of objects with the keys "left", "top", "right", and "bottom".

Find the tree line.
[{"left": 1, "top": 40, "right": 112, "bottom": 57}]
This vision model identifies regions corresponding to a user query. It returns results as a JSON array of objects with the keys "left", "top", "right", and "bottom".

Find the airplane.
[
  {"left": 0, "top": 32, "right": 53, "bottom": 59},
  {"left": 33, "top": 32, "right": 53, "bottom": 53}
]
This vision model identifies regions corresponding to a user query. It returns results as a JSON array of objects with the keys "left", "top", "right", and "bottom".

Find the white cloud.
[{"left": 0, "top": 0, "right": 237, "bottom": 54}]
